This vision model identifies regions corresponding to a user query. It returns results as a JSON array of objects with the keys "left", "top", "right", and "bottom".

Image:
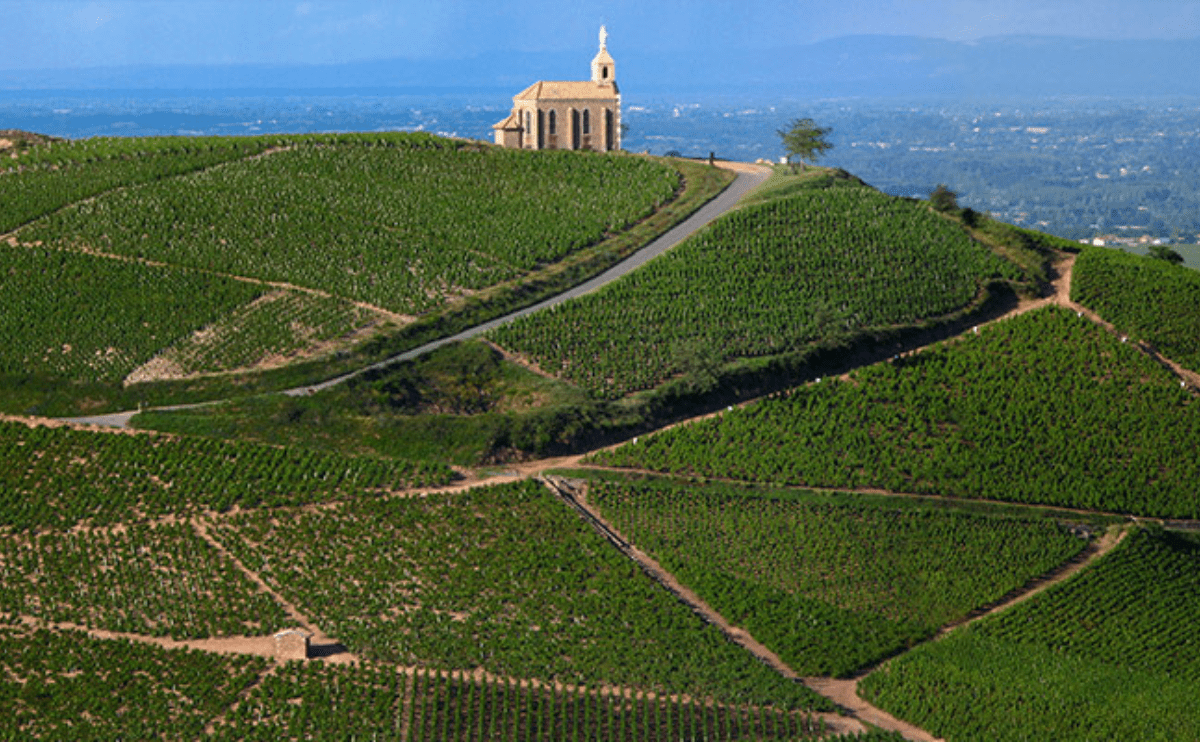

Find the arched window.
[
  {"left": 549, "top": 110, "right": 557, "bottom": 135},
  {"left": 525, "top": 111, "right": 532, "bottom": 147},
  {"left": 582, "top": 109, "right": 591, "bottom": 135}
]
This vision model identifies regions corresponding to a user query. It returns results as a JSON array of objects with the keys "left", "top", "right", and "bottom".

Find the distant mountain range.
[{"left": 4, "top": 35, "right": 1199, "bottom": 99}]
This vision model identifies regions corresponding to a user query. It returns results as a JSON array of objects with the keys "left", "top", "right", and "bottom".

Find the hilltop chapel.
[{"left": 493, "top": 26, "right": 621, "bottom": 152}]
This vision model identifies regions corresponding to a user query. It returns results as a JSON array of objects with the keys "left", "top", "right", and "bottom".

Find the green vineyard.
[
  {"left": 15, "top": 133, "right": 680, "bottom": 314},
  {"left": 490, "top": 181, "right": 1025, "bottom": 397},
  {"left": 6, "top": 130, "right": 1199, "bottom": 740},
  {"left": 210, "top": 479, "right": 829, "bottom": 711},
  {"left": 0, "top": 420, "right": 452, "bottom": 530},
  {"left": 1071, "top": 245, "right": 1200, "bottom": 371},
  {"left": 592, "top": 306, "right": 1200, "bottom": 517},
  {"left": 0, "top": 242, "right": 267, "bottom": 383},
  {"left": 0, "top": 626, "right": 266, "bottom": 740},
  {"left": 218, "top": 662, "right": 869, "bottom": 742},
  {"left": 0, "top": 521, "right": 289, "bottom": 639},
  {"left": 140, "top": 289, "right": 384, "bottom": 380},
  {"left": 859, "top": 528, "right": 1200, "bottom": 740},
  {"left": 0, "top": 135, "right": 276, "bottom": 234},
  {"left": 585, "top": 474, "right": 1087, "bottom": 676}
]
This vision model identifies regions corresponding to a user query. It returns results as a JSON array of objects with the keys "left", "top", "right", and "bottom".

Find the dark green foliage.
[
  {"left": 0, "top": 626, "right": 265, "bottom": 739},
  {"left": 492, "top": 183, "right": 1023, "bottom": 398},
  {"left": 860, "top": 529, "right": 1200, "bottom": 740},
  {"left": 1148, "top": 243, "right": 1184, "bottom": 264},
  {"left": 0, "top": 420, "right": 452, "bottom": 531},
  {"left": 777, "top": 118, "right": 833, "bottom": 171},
  {"left": 1072, "top": 245, "right": 1200, "bottom": 371},
  {"left": 930, "top": 184, "right": 958, "bottom": 212},
  {"left": 134, "top": 340, "right": 605, "bottom": 466},
  {"left": 593, "top": 307, "right": 1200, "bottom": 517},
  {"left": 587, "top": 475, "right": 1085, "bottom": 676},
  {"left": 211, "top": 480, "right": 831, "bottom": 711}
]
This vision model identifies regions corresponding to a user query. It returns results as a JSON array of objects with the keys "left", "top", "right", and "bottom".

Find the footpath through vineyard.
[{"left": 542, "top": 475, "right": 937, "bottom": 741}]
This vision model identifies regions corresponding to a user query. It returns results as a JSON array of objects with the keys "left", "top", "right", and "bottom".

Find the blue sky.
[{"left": 4, "top": 0, "right": 1199, "bottom": 70}]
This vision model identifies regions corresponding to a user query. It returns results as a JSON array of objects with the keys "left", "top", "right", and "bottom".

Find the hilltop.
[{"left": 3, "top": 133, "right": 1200, "bottom": 740}]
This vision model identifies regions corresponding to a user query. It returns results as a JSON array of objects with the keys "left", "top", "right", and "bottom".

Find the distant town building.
[{"left": 493, "top": 26, "right": 621, "bottom": 152}]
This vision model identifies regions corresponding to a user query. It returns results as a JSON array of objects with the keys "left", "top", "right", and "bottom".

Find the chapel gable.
[{"left": 493, "top": 27, "right": 621, "bottom": 153}]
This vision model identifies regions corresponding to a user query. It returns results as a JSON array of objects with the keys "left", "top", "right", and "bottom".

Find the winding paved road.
[{"left": 63, "top": 163, "right": 771, "bottom": 428}]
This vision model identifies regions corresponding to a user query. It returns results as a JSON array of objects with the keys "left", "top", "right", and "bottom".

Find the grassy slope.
[{"left": 133, "top": 340, "right": 599, "bottom": 467}]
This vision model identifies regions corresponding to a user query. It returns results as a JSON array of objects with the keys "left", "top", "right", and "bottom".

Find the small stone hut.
[
  {"left": 273, "top": 628, "right": 311, "bottom": 661},
  {"left": 493, "top": 26, "right": 621, "bottom": 152}
]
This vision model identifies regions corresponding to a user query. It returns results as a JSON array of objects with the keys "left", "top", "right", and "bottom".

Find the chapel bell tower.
[{"left": 591, "top": 26, "right": 616, "bottom": 86}]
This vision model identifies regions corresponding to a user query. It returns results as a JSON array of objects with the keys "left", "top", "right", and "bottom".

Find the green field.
[
  {"left": 490, "top": 179, "right": 1026, "bottom": 398},
  {"left": 860, "top": 528, "right": 1200, "bottom": 740},
  {"left": 584, "top": 473, "right": 1087, "bottom": 676},
  {"left": 0, "top": 626, "right": 266, "bottom": 740},
  {"left": 1072, "top": 245, "right": 1200, "bottom": 371},
  {"left": 591, "top": 306, "right": 1200, "bottom": 517}
]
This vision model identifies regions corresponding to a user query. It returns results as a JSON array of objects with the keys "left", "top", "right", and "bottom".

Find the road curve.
[{"left": 64, "top": 164, "right": 770, "bottom": 427}]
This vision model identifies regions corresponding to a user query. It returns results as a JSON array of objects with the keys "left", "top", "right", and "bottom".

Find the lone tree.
[
  {"left": 930, "top": 184, "right": 959, "bottom": 213},
  {"left": 777, "top": 118, "right": 833, "bottom": 172}
]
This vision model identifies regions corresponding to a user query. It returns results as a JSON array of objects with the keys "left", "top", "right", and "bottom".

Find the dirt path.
[
  {"left": 543, "top": 475, "right": 903, "bottom": 739},
  {"left": 935, "top": 525, "right": 1127, "bottom": 638},
  {"left": 190, "top": 518, "right": 359, "bottom": 664}
]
